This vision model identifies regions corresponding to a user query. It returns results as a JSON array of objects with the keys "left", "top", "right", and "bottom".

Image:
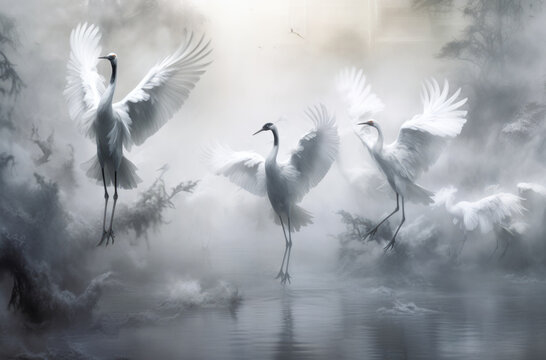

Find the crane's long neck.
[
  {"left": 109, "top": 60, "right": 117, "bottom": 85},
  {"left": 100, "top": 61, "right": 117, "bottom": 108},
  {"left": 372, "top": 123, "right": 384, "bottom": 153},
  {"left": 266, "top": 126, "right": 280, "bottom": 166}
]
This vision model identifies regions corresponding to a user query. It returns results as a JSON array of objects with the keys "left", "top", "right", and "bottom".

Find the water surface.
[{"left": 46, "top": 274, "right": 546, "bottom": 360}]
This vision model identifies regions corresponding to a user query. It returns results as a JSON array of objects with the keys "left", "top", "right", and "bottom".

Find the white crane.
[
  {"left": 335, "top": 68, "right": 389, "bottom": 200},
  {"left": 338, "top": 68, "right": 468, "bottom": 250},
  {"left": 65, "top": 23, "right": 211, "bottom": 246},
  {"left": 211, "top": 104, "right": 339, "bottom": 283},
  {"left": 434, "top": 186, "right": 525, "bottom": 256}
]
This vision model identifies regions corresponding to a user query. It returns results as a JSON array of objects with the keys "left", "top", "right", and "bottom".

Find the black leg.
[
  {"left": 489, "top": 235, "right": 500, "bottom": 260},
  {"left": 106, "top": 171, "right": 118, "bottom": 245},
  {"left": 102, "top": 167, "right": 109, "bottom": 197},
  {"left": 98, "top": 167, "right": 109, "bottom": 246},
  {"left": 458, "top": 231, "right": 468, "bottom": 257},
  {"left": 276, "top": 215, "right": 289, "bottom": 280},
  {"left": 282, "top": 212, "right": 293, "bottom": 285},
  {"left": 365, "top": 193, "right": 399, "bottom": 241},
  {"left": 500, "top": 235, "right": 510, "bottom": 258},
  {"left": 384, "top": 196, "right": 405, "bottom": 251}
]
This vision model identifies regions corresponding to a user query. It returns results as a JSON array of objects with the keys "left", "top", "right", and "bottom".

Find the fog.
[{"left": 1, "top": 0, "right": 546, "bottom": 359}]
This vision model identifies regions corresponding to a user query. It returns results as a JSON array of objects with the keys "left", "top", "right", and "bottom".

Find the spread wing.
[
  {"left": 285, "top": 104, "right": 340, "bottom": 202},
  {"left": 336, "top": 67, "right": 384, "bottom": 123},
  {"left": 114, "top": 33, "right": 212, "bottom": 149},
  {"left": 64, "top": 23, "right": 105, "bottom": 138},
  {"left": 384, "top": 79, "right": 467, "bottom": 181},
  {"left": 462, "top": 193, "right": 525, "bottom": 233},
  {"left": 209, "top": 145, "right": 267, "bottom": 196},
  {"left": 335, "top": 67, "right": 384, "bottom": 187}
]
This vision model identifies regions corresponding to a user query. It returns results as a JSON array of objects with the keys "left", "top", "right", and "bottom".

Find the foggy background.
[{"left": 1, "top": 0, "right": 546, "bottom": 359}]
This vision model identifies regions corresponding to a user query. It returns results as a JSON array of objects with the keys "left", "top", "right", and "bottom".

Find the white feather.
[
  {"left": 64, "top": 23, "right": 211, "bottom": 190},
  {"left": 436, "top": 186, "right": 525, "bottom": 233},
  {"left": 403, "top": 79, "right": 467, "bottom": 137},
  {"left": 64, "top": 23, "right": 105, "bottom": 137},
  {"left": 287, "top": 104, "right": 340, "bottom": 202},
  {"left": 113, "top": 32, "right": 212, "bottom": 149},
  {"left": 208, "top": 145, "right": 267, "bottom": 197},
  {"left": 517, "top": 182, "right": 546, "bottom": 198},
  {"left": 383, "top": 78, "right": 467, "bottom": 181},
  {"left": 336, "top": 66, "right": 384, "bottom": 123},
  {"left": 211, "top": 104, "right": 339, "bottom": 204},
  {"left": 335, "top": 67, "right": 386, "bottom": 195}
]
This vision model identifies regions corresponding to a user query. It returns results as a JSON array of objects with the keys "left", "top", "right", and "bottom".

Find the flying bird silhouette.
[
  {"left": 65, "top": 23, "right": 211, "bottom": 246},
  {"left": 338, "top": 68, "right": 468, "bottom": 250},
  {"left": 434, "top": 186, "right": 525, "bottom": 256},
  {"left": 211, "top": 104, "right": 339, "bottom": 283},
  {"left": 290, "top": 28, "right": 305, "bottom": 39}
]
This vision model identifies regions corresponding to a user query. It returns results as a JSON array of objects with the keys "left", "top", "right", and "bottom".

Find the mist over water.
[{"left": 1, "top": 0, "right": 546, "bottom": 359}]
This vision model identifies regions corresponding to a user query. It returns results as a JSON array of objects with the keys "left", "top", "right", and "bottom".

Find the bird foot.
[
  {"left": 281, "top": 272, "right": 291, "bottom": 285},
  {"left": 97, "top": 230, "right": 108, "bottom": 247},
  {"left": 384, "top": 239, "right": 396, "bottom": 252},
  {"left": 363, "top": 226, "right": 379, "bottom": 242},
  {"left": 275, "top": 270, "right": 284, "bottom": 280},
  {"left": 107, "top": 229, "right": 115, "bottom": 245},
  {"left": 97, "top": 229, "right": 115, "bottom": 247}
]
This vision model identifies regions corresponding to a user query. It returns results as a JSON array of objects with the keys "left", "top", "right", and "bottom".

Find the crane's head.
[
  {"left": 253, "top": 122, "right": 275, "bottom": 136},
  {"left": 98, "top": 52, "right": 117, "bottom": 63},
  {"left": 358, "top": 119, "right": 376, "bottom": 127}
]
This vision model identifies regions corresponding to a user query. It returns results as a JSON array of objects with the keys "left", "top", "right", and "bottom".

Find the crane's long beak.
[
  {"left": 253, "top": 129, "right": 264, "bottom": 136},
  {"left": 98, "top": 56, "right": 108, "bottom": 60},
  {"left": 358, "top": 120, "right": 374, "bottom": 126}
]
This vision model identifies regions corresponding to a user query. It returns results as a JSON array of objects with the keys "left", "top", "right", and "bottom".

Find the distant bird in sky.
[
  {"left": 211, "top": 104, "right": 339, "bottom": 283},
  {"left": 339, "top": 67, "right": 468, "bottom": 250},
  {"left": 434, "top": 186, "right": 525, "bottom": 256},
  {"left": 290, "top": 28, "right": 305, "bottom": 39},
  {"left": 65, "top": 23, "right": 211, "bottom": 246}
]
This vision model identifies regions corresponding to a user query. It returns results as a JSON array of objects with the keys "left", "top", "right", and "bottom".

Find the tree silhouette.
[
  {"left": 0, "top": 13, "right": 23, "bottom": 130},
  {"left": 426, "top": 1, "right": 544, "bottom": 136}
]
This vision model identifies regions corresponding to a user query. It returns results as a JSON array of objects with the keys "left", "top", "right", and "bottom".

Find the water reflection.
[
  {"left": 6, "top": 277, "right": 546, "bottom": 359},
  {"left": 274, "top": 289, "right": 315, "bottom": 359}
]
